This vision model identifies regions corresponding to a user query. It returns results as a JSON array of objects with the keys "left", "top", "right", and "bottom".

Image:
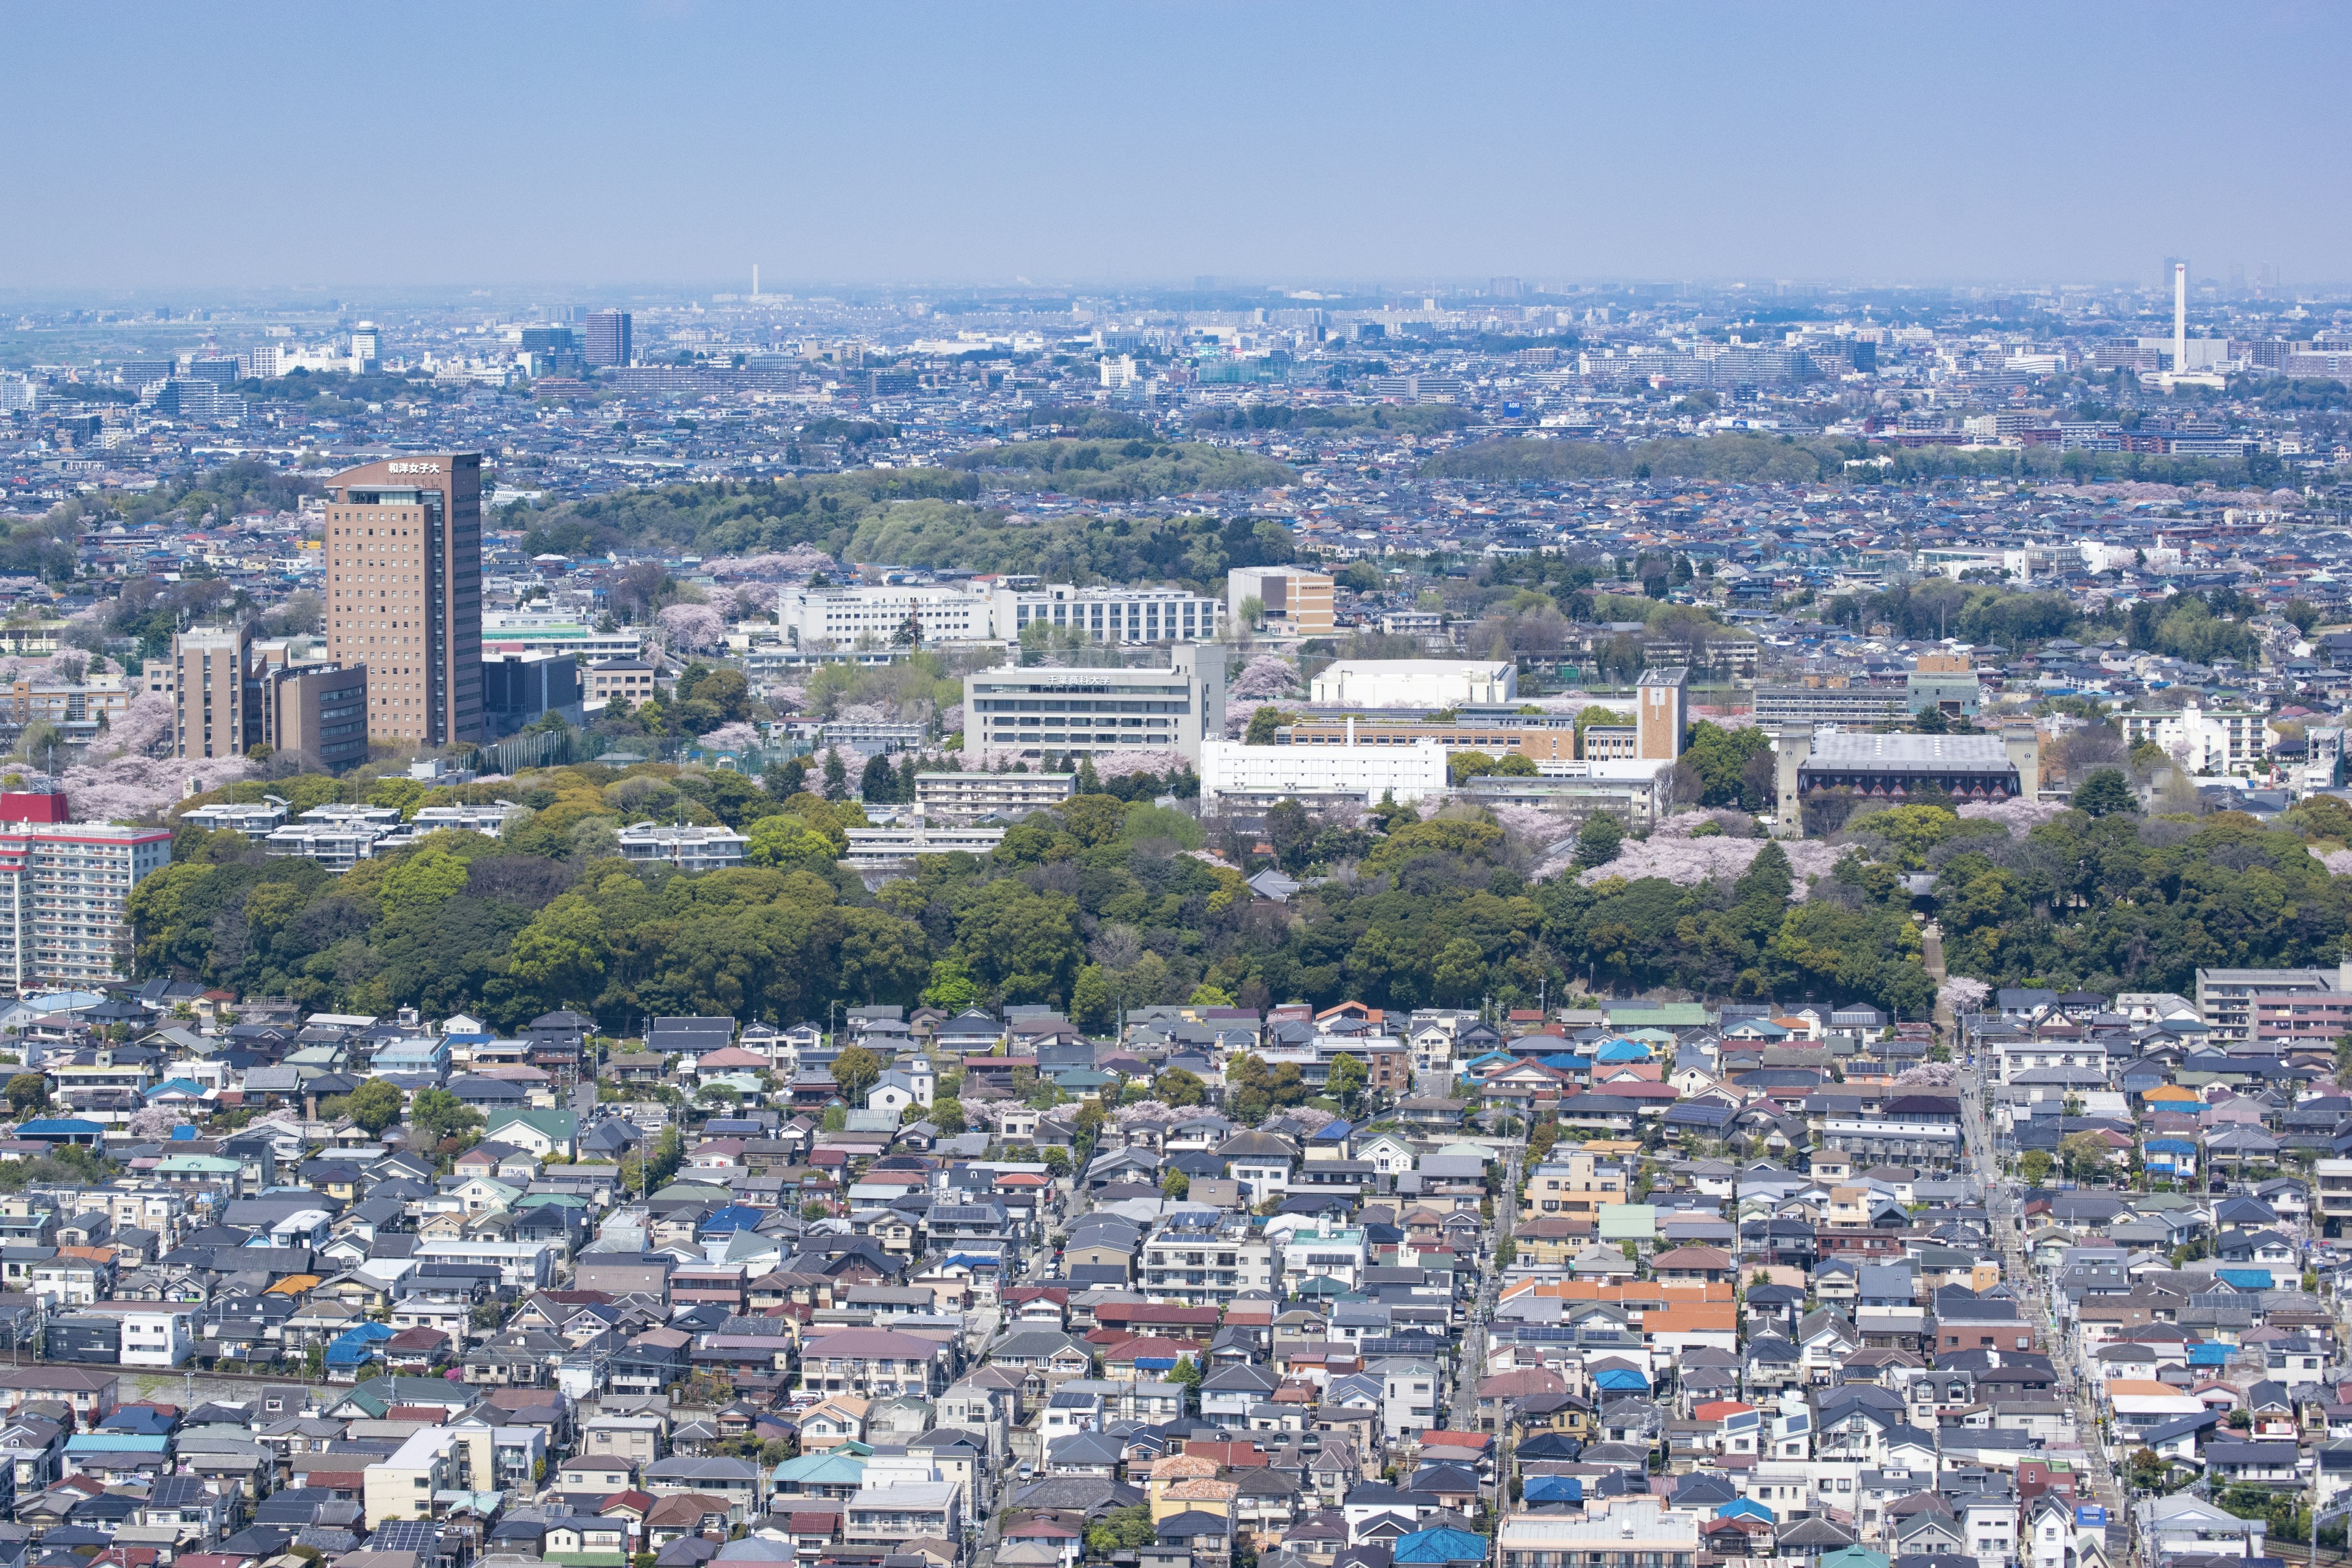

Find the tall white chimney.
[{"left": 2173, "top": 262, "right": 2187, "bottom": 371}]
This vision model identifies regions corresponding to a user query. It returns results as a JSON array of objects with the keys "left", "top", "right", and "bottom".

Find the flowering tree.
[
  {"left": 2313, "top": 847, "right": 2352, "bottom": 878},
  {"left": 127, "top": 1106, "right": 183, "bottom": 1139},
  {"left": 1487, "top": 804, "right": 1580, "bottom": 848},
  {"left": 1555, "top": 832, "right": 1839, "bottom": 900},
  {"left": 64, "top": 754, "right": 247, "bottom": 824},
  {"left": 658, "top": 603, "right": 727, "bottom": 654},
  {"left": 1895, "top": 1061, "right": 1959, "bottom": 1087},
  {"left": 1956, "top": 797, "right": 2065, "bottom": 835},
  {"left": 939, "top": 704, "right": 963, "bottom": 735},
  {"left": 104, "top": 692, "right": 175, "bottom": 760},
  {"left": 1227, "top": 655, "right": 1298, "bottom": 704},
  {"left": 699, "top": 722, "right": 760, "bottom": 753},
  {"left": 1939, "top": 976, "right": 1991, "bottom": 1014}
]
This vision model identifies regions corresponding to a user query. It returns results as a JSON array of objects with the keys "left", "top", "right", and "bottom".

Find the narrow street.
[
  {"left": 1959, "top": 1058, "right": 2124, "bottom": 1531},
  {"left": 1454, "top": 1129, "right": 1525, "bottom": 1509}
]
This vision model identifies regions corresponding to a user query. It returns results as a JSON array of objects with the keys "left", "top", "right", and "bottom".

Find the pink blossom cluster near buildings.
[
  {"left": 63, "top": 752, "right": 247, "bottom": 823},
  {"left": 2311, "top": 846, "right": 2352, "bottom": 877},
  {"left": 1227, "top": 655, "right": 1298, "bottom": 704},
  {"left": 1487, "top": 803, "right": 1581, "bottom": 848},
  {"left": 699, "top": 721, "right": 760, "bottom": 753},
  {"left": 1556, "top": 830, "right": 1841, "bottom": 897},
  {"left": 701, "top": 546, "right": 835, "bottom": 579},
  {"left": 657, "top": 601, "right": 728, "bottom": 653},
  {"left": 105, "top": 692, "right": 175, "bottom": 758},
  {"left": 1938, "top": 976, "right": 1992, "bottom": 1013},
  {"left": 1958, "top": 797, "right": 2067, "bottom": 834}
]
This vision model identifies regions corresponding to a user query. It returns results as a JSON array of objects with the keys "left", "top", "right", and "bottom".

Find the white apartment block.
[
  {"left": 782, "top": 579, "right": 1221, "bottom": 649},
  {"left": 617, "top": 823, "right": 748, "bottom": 872},
  {"left": 2113, "top": 701, "right": 2273, "bottom": 777},
  {"left": 0, "top": 822, "right": 174, "bottom": 991},
  {"left": 912, "top": 772, "right": 1076, "bottom": 823}
]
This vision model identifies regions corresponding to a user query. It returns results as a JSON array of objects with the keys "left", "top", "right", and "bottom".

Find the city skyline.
[{"left": 9, "top": 1, "right": 2350, "bottom": 290}]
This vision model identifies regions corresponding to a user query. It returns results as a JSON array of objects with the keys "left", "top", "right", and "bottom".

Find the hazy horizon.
[{"left": 10, "top": 1, "right": 2349, "bottom": 292}]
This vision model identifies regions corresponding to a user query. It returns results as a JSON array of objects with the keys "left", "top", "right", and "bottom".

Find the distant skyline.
[{"left": 10, "top": 2, "right": 2350, "bottom": 293}]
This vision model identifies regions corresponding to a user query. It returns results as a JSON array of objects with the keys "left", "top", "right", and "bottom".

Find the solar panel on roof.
[{"left": 371, "top": 1521, "right": 440, "bottom": 1553}]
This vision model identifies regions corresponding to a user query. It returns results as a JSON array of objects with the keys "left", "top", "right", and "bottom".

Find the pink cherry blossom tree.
[{"left": 657, "top": 602, "right": 727, "bottom": 654}]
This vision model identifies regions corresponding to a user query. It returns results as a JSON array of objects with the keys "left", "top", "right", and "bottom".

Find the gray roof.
[{"left": 1804, "top": 733, "right": 2015, "bottom": 775}]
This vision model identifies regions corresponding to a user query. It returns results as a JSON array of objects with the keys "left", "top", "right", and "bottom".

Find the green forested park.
[{"left": 123, "top": 747, "right": 2352, "bottom": 1042}]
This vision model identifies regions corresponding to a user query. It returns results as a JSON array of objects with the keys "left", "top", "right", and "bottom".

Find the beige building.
[
  {"left": 586, "top": 658, "right": 658, "bottom": 707},
  {"left": 322, "top": 454, "right": 484, "bottom": 747},
  {"left": 1228, "top": 565, "right": 1334, "bottom": 636},
  {"left": 172, "top": 625, "right": 366, "bottom": 771},
  {"left": 1637, "top": 666, "right": 1689, "bottom": 761}
]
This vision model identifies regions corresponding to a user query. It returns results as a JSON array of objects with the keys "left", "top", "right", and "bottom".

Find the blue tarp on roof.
[
  {"left": 698, "top": 1205, "right": 765, "bottom": 1234},
  {"left": 1523, "top": 1476, "right": 1584, "bottom": 1504},
  {"left": 1395, "top": 1529, "right": 1492, "bottom": 1565},
  {"left": 1593, "top": 1367, "right": 1651, "bottom": 1392},
  {"left": 170, "top": 1124, "right": 199, "bottom": 1140},
  {"left": 2187, "top": 1343, "right": 2233, "bottom": 1366},
  {"left": 1594, "top": 1041, "right": 1651, "bottom": 1062},
  {"left": 325, "top": 1321, "right": 394, "bottom": 1368},
  {"left": 2214, "top": 1268, "right": 2274, "bottom": 1291},
  {"left": 1718, "top": 1500, "right": 1775, "bottom": 1523}
]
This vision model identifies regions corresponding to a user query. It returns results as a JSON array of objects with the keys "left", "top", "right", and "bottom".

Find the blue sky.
[{"left": 9, "top": 1, "right": 2348, "bottom": 290}]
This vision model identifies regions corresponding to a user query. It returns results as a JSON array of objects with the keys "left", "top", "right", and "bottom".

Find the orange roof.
[
  {"left": 2105, "top": 1379, "right": 2190, "bottom": 1398},
  {"left": 265, "top": 1274, "right": 322, "bottom": 1296},
  {"left": 1693, "top": 1400, "right": 1755, "bottom": 1422},
  {"left": 2143, "top": 1085, "right": 2199, "bottom": 1101},
  {"left": 1645, "top": 1302, "right": 1738, "bottom": 1336}
]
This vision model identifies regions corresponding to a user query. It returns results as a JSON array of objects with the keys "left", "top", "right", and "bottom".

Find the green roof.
[
  {"left": 488, "top": 1107, "right": 579, "bottom": 1142},
  {"left": 1597, "top": 1202, "right": 1657, "bottom": 1240},
  {"left": 156, "top": 1155, "right": 242, "bottom": 1174}
]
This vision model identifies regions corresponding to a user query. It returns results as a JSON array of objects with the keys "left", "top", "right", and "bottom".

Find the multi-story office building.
[
  {"left": 0, "top": 809, "right": 173, "bottom": 992},
  {"left": 584, "top": 311, "right": 632, "bottom": 368},
  {"left": 1227, "top": 565, "right": 1334, "bottom": 636},
  {"left": 258, "top": 663, "right": 370, "bottom": 771},
  {"left": 1275, "top": 715, "right": 1578, "bottom": 761},
  {"left": 173, "top": 627, "right": 255, "bottom": 760},
  {"left": 481, "top": 612, "right": 643, "bottom": 660},
  {"left": 963, "top": 645, "right": 1226, "bottom": 764},
  {"left": 1002, "top": 584, "right": 1221, "bottom": 644},
  {"left": 322, "top": 455, "right": 484, "bottom": 747},
  {"left": 778, "top": 579, "right": 1222, "bottom": 649},
  {"left": 781, "top": 582, "right": 994, "bottom": 647},
  {"left": 482, "top": 652, "right": 581, "bottom": 736},
  {"left": 1752, "top": 683, "right": 1912, "bottom": 728},
  {"left": 173, "top": 626, "right": 368, "bottom": 771}
]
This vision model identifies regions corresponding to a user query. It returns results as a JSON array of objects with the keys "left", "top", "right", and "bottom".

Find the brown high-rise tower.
[{"left": 322, "top": 454, "right": 483, "bottom": 747}]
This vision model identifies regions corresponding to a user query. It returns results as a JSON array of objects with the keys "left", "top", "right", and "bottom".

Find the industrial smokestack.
[{"left": 2173, "top": 262, "right": 2187, "bottom": 371}]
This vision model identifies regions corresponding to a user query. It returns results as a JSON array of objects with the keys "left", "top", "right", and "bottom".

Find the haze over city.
[
  {"left": 8, "top": 2, "right": 2352, "bottom": 290},
  {"left": 0, "top": 10, "right": 2346, "bottom": 1568}
]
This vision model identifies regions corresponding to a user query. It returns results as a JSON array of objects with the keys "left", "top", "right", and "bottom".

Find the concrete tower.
[{"left": 2173, "top": 262, "right": 2188, "bottom": 372}]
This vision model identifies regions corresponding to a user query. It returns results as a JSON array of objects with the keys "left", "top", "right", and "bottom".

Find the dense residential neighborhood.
[{"left": 0, "top": 966, "right": 2331, "bottom": 1568}]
